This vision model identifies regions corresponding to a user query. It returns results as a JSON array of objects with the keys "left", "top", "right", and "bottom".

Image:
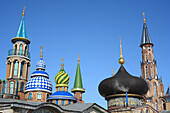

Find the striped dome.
[{"left": 55, "top": 69, "right": 69, "bottom": 87}]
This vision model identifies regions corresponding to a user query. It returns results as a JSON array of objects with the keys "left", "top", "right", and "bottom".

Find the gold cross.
[{"left": 112, "top": 68, "right": 113, "bottom": 76}]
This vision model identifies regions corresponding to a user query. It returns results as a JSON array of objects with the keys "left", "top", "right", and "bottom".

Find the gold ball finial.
[
  {"left": 78, "top": 53, "right": 80, "bottom": 64},
  {"left": 22, "top": 6, "right": 26, "bottom": 17},
  {"left": 143, "top": 12, "right": 146, "bottom": 23},
  {"left": 61, "top": 58, "right": 64, "bottom": 69},
  {"left": 40, "top": 46, "right": 43, "bottom": 59},
  {"left": 119, "top": 58, "right": 125, "bottom": 64}
]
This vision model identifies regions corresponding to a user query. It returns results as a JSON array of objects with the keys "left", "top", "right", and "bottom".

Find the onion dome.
[
  {"left": 55, "top": 58, "right": 69, "bottom": 87},
  {"left": 47, "top": 91, "right": 77, "bottom": 101},
  {"left": 11, "top": 6, "right": 30, "bottom": 44},
  {"left": 98, "top": 36, "right": 148, "bottom": 99},
  {"left": 25, "top": 76, "right": 52, "bottom": 93},
  {"left": 98, "top": 65, "right": 148, "bottom": 98}
]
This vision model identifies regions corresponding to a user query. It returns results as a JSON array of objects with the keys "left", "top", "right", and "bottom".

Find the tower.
[
  {"left": 25, "top": 47, "right": 52, "bottom": 102},
  {"left": 47, "top": 58, "right": 77, "bottom": 105},
  {"left": 2, "top": 7, "right": 31, "bottom": 100},
  {"left": 71, "top": 54, "right": 85, "bottom": 103},
  {"left": 140, "top": 13, "right": 165, "bottom": 111}
]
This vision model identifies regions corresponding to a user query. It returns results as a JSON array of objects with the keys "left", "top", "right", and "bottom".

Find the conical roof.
[
  {"left": 140, "top": 23, "right": 153, "bottom": 47},
  {"left": 71, "top": 57, "right": 85, "bottom": 93}
]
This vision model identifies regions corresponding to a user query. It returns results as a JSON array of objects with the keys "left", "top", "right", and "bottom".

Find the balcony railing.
[{"left": 8, "top": 49, "right": 31, "bottom": 59}]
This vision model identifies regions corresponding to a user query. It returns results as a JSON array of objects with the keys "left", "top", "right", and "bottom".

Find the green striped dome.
[{"left": 55, "top": 69, "right": 69, "bottom": 87}]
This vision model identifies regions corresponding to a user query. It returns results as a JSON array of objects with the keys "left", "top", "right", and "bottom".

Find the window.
[
  {"left": 29, "top": 92, "right": 32, "bottom": 99},
  {"left": 37, "top": 92, "right": 41, "bottom": 100},
  {"left": 151, "top": 65, "right": 154, "bottom": 78},
  {"left": 162, "top": 100, "right": 166, "bottom": 110},
  {"left": 149, "top": 54, "right": 151, "bottom": 61},
  {"left": 20, "top": 82, "right": 24, "bottom": 92},
  {"left": 63, "top": 100, "right": 65, "bottom": 105},
  {"left": 146, "top": 109, "right": 148, "bottom": 113},
  {"left": 154, "top": 83, "right": 157, "bottom": 96},
  {"left": 155, "top": 100, "right": 158, "bottom": 110},
  {"left": 145, "top": 66, "right": 148, "bottom": 78},
  {"left": 3, "top": 83, "right": 6, "bottom": 93},
  {"left": 14, "top": 61, "right": 18, "bottom": 76},
  {"left": 10, "top": 81, "right": 14, "bottom": 94},
  {"left": 20, "top": 62, "right": 24, "bottom": 78},
  {"left": 19, "top": 44, "right": 22, "bottom": 55},
  {"left": 14, "top": 45, "right": 17, "bottom": 55}
]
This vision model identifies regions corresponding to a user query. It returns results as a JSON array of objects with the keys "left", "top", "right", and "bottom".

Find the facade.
[{"left": 0, "top": 8, "right": 169, "bottom": 113}]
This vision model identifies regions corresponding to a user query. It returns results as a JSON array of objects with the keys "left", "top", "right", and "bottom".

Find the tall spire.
[
  {"left": 165, "top": 84, "right": 170, "bottom": 96},
  {"left": 140, "top": 12, "right": 153, "bottom": 47},
  {"left": 118, "top": 36, "right": 125, "bottom": 65},
  {"left": 71, "top": 54, "right": 85, "bottom": 93},
  {"left": 11, "top": 6, "right": 30, "bottom": 44}
]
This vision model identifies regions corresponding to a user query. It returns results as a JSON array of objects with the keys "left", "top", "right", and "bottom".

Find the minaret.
[
  {"left": 71, "top": 54, "right": 85, "bottom": 103},
  {"left": 140, "top": 13, "right": 164, "bottom": 111},
  {"left": 4, "top": 7, "right": 31, "bottom": 100},
  {"left": 25, "top": 47, "right": 52, "bottom": 102}
]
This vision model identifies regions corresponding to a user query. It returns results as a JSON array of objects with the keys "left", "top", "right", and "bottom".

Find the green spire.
[{"left": 71, "top": 54, "right": 85, "bottom": 93}]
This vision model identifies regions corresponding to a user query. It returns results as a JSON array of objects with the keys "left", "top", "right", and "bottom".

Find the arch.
[
  {"left": 29, "top": 92, "right": 32, "bottom": 99},
  {"left": 13, "top": 44, "right": 18, "bottom": 55},
  {"left": 37, "top": 92, "right": 41, "bottom": 100},
  {"left": 20, "top": 82, "right": 25, "bottom": 92},
  {"left": 19, "top": 43, "right": 23, "bottom": 55}
]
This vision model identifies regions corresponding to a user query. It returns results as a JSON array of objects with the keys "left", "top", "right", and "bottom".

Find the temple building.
[{"left": 0, "top": 7, "right": 169, "bottom": 113}]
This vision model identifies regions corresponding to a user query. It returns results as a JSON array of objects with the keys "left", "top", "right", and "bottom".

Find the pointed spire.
[
  {"left": 11, "top": 7, "right": 30, "bottom": 44},
  {"left": 118, "top": 36, "right": 125, "bottom": 65},
  {"left": 140, "top": 12, "right": 154, "bottom": 47},
  {"left": 16, "top": 6, "right": 28, "bottom": 38},
  {"left": 71, "top": 54, "right": 85, "bottom": 93},
  {"left": 36, "top": 46, "right": 46, "bottom": 71},
  {"left": 165, "top": 84, "right": 170, "bottom": 96}
]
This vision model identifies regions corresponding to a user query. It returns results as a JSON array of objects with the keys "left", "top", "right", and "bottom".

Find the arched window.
[
  {"left": 14, "top": 44, "right": 17, "bottom": 55},
  {"left": 20, "top": 82, "right": 24, "bottom": 92},
  {"left": 14, "top": 61, "right": 19, "bottom": 76},
  {"left": 19, "top": 44, "right": 22, "bottom": 55},
  {"left": 151, "top": 65, "right": 154, "bottom": 78},
  {"left": 145, "top": 66, "right": 148, "bottom": 78},
  {"left": 162, "top": 100, "right": 166, "bottom": 110},
  {"left": 10, "top": 81, "right": 14, "bottom": 94},
  {"left": 29, "top": 92, "right": 32, "bottom": 99},
  {"left": 37, "top": 92, "right": 41, "bottom": 100},
  {"left": 20, "top": 62, "right": 24, "bottom": 78},
  {"left": 155, "top": 100, "right": 158, "bottom": 110},
  {"left": 154, "top": 83, "right": 157, "bottom": 96}
]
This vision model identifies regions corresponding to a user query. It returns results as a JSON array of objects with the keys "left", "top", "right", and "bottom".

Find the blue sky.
[{"left": 0, "top": 0, "right": 170, "bottom": 108}]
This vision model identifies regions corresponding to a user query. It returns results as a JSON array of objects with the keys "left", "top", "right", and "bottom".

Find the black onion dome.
[{"left": 98, "top": 65, "right": 148, "bottom": 98}]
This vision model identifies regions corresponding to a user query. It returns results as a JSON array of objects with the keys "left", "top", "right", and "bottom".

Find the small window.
[
  {"left": 29, "top": 92, "right": 32, "bottom": 99},
  {"left": 14, "top": 61, "right": 19, "bottom": 76},
  {"left": 19, "top": 44, "right": 22, "bottom": 55},
  {"left": 20, "top": 82, "right": 24, "bottom": 92},
  {"left": 154, "top": 83, "right": 157, "bottom": 96},
  {"left": 37, "top": 92, "right": 41, "bottom": 100}
]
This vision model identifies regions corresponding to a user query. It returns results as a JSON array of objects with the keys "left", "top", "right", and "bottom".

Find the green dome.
[{"left": 55, "top": 69, "right": 69, "bottom": 87}]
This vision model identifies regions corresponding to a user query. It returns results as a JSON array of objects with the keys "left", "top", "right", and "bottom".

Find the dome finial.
[
  {"left": 61, "top": 58, "right": 64, "bottom": 69},
  {"left": 112, "top": 68, "right": 113, "bottom": 76},
  {"left": 119, "top": 36, "right": 125, "bottom": 64},
  {"left": 78, "top": 53, "right": 80, "bottom": 64},
  {"left": 143, "top": 12, "right": 146, "bottom": 23},
  {"left": 40, "top": 46, "right": 43, "bottom": 59},
  {"left": 22, "top": 6, "right": 26, "bottom": 17}
]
